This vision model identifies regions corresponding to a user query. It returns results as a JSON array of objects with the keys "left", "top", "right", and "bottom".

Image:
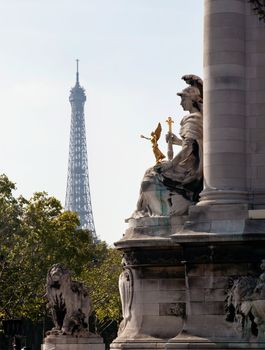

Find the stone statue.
[
  {"left": 131, "top": 75, "right": 203, "bottom": 218},
  {"left": 45, "top": 264, "right": 92, "bottom": 337},
  {"left": 118, "top": 265, "right": 133, "bottom": 335},
  {"left": 226, "top": 260, "right": 265, "bottom": 340},
  {"left": 141, "top": 122, "right": 166, "bottom": 164}
]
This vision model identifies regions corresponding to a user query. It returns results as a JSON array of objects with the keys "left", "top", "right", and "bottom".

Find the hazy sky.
[{"left": 0, "top": 0, "right": 203, "bottom": 245}]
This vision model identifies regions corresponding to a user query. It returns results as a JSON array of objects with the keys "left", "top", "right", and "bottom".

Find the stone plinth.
[
  {"left": 182, "top": 203, "right": 265, "bottom": 235},
  {"left": 169, "top": 233, "right": 265, "bottom": 344},
  {"left": 112, "top": 339, "right": 166, "bottom": 350},
  {"left": 166, "top": 338, "right": 265, "bottom": 350},
  {"left": 42, "top": 334, "right": 104, "bottom": 350},
  {"left": 111, "top": 221, "right": 185, "bottom": 350},
  {"left": 111, "top": 216, "right": 265, "bottom": 350}
]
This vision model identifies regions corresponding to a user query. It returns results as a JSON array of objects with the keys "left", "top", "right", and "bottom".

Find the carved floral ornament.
[{"left": 249, "top": 0, "right": 265, "bottom": 21}]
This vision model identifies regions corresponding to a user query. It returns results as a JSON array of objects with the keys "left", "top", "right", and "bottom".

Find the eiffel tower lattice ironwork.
[{"left": 65, "top": 60, "right": 97, "bottom": 240}]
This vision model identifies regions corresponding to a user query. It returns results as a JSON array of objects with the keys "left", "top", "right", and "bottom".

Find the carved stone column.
[{"left": 199, "top": 0, "right": 248, "bottom": 205}]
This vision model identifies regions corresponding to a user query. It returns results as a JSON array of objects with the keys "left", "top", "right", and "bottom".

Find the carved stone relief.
[
  {"left": 118, "top": 267, "right": 134, "bottom": 335},
  {"left": 225, "top": 260, "right": 265, "bottom": 340}
]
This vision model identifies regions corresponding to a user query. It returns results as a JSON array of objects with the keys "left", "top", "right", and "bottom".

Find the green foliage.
[
  {"left": 81, "top": 248, "right": 123, "bottom": 322},
  {"left": 0, "top": 174, "right": 122, "bottom": 326}
]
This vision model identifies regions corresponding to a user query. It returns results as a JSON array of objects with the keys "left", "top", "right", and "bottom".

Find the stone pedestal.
[
  {"left": 166, "top": 338, "right": 265, "bottom": 350},
  {"left": 111, "top": 219, "right": 185, "bottom": 350},
  {"left": 111, "top": 219, "right": 265, "bottom": 350},
  {"left": 112, "top": 339, "right": 166, "bottom": 350},
  {"left": 111, "top": 1, "right": 265, "bottom": 350},
  {"left": 169, "top": 233, "right": 265, "bottom": 344},
  {"left": 42, "top": 334, "right": 105, "bottom": 350}
]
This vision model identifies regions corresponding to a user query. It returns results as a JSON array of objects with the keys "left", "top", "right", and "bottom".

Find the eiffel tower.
[{"left": 65, "top": 60, "right": 97, "bottom": 240}]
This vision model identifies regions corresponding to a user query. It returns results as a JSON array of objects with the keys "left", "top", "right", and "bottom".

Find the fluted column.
[{"left": 199, "top": 0, "right": 248, "bottom": 205}]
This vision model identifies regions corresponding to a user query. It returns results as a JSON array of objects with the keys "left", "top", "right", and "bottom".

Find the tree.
[
  {"left": 0, "top": 174, "right": 122, "bottom": 328},
  {"left": 81, "top": 247, "right": 122, "bottom": 347},
  {"left": 82, "top": 248, "right": 122, "bottom": 323},
  {"left": 0, "top": 174, "right": 25, "bottom": 320}
]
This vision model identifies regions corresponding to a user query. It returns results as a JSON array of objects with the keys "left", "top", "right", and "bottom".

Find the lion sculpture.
[{"left": 45, "top": 263, "right": 92, "bottom": 336}]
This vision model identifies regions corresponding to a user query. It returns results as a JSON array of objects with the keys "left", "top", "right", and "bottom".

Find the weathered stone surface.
[
  {"left": 42, "top": 265, "right": 104, "bottom": 350},
  {"left": 111, "top": 2, "right": 265, "bottom": 350},
  {"left": 112, "top": 231, "right": 265, "bottom": 349},
  {"left": 114, "top": 248, "right": 186, "bottom": 342},
  {"left": 42, "top": 334, "right": 104, "bottom": 350},
  {"left": 45, "top": 264, "right": 92, "bottom": 337},
  {"left": 200, "top": 0, "right": 265, "bottom": 206}
]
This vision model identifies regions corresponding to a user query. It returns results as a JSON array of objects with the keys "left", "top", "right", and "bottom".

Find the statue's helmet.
[{"left": 177, "top": 86, "right": 202, "bottom": 104}]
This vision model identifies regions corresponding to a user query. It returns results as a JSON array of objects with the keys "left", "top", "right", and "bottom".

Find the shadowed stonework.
[
  {"left": 111, "top": 1, "right": 265, "bottom": 350},
  {"left": 249, "top": 0, "right": 265, "bottom": 21}
]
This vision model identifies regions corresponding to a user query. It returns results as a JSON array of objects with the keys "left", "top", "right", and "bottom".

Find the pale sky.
[{"left": 0, "top": 0, "right": 203, "bottom": 245}]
